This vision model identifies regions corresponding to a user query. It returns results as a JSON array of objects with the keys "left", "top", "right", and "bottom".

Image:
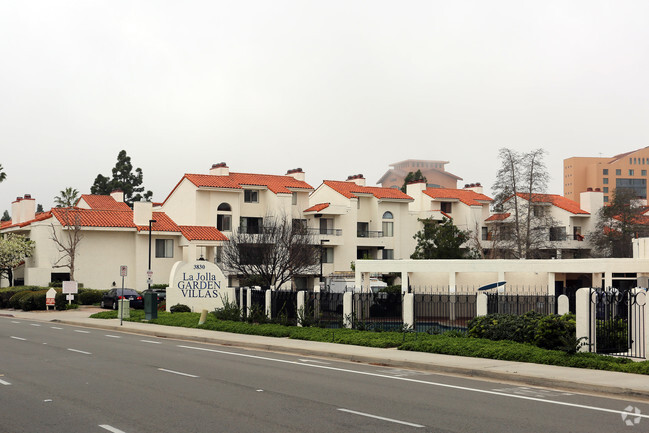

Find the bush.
[
  {"left": 212, "top": 298, "right": 242, "bottom": 321},
  {"left": 9, "top": 290, "right": 36, "bottom": 309},
  {"left": 170, "top": 303, "right": 191, "bottom": 313},
  {"left": 78, "top": 289, "right": 106, "bottom": 305}
]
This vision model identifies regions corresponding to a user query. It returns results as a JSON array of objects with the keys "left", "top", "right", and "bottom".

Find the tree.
[
  {"left": 51, "top": 208, "right": 83, "bottom": 281},
  {"left": 1, "top": 210, "right": 9, "bottom": 222},
  {"left": 491, "top": 148, "right": 555, "bottom": 258},
  {"left": 36, "top": 204, "right": 44, "bottom": 213},
  {"left": 54, "top": 187, "right": 80, "bottom": 208},
  {"left": 0, "top": 164, "right": 6, "bottom": 183},
  {"left": 0, "top": 234, "right": 35, "bottom": 286},
  {"left": 221, "top": 215, "right": 320, "bottom": 289},
  {"left": 410, "top": 217, "right": 471, "bottom": 259},
  {"left": 90, "top": 150, "right": 153, "bottom": 205},
  {"left": 401, "top": 170, "right": 427, "bottom": 193},
  {"left": 589, "top": 188, "right": 649, "bottom": 258}
]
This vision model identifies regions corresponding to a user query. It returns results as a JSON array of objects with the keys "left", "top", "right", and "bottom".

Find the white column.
[
  {"left": 547, "top": 273, "right": 555, "bottom": 295},
  {"left": 604, "top": 272, "right": 613, "bottom": 289},
  {"left": 449, "top": 272, "right": 456, "bottom": 321},
  {"left": 498, "top": 271, "right": 506, "bottom": 293},
  {"left": 297, "top": 291, "right": 305, "bottom": 327},
  {"left": 630, "top": 289, "right": 647, "bottom": 358},
  {"left": 343, "top": 292, "right": 353, "bottom": 328},
  {"left": 223, "top": 287, "right": 236, "bottom": 306},
  {"left": 592, "top": 272, "right": 602, "bottom": 288},
  {"left": 401, "top": 271, "right": 409, "bottom": 293},
  {"left": 557, "top": 294, "right": 569, "bottom": 315},
  {"left": 575, "top": 288, "right": 592, "bottom": 353},
  {"left": 246, "top": 288, "right": 252, "bottom": 317},
  {"left": 477, "top": 293, "right": 488, "bottom": 317},
  {"left": 362, "top": 272, "right": 370, "bottom": 292},
  {"left": 402, "top": 293, "right": 414, "bottom": 329},
  {"left": 645, "top": 290, "right": 649, "bottom": 360},
  {"left": 265, "top": 290, "right": 272, "bottom": 319}
]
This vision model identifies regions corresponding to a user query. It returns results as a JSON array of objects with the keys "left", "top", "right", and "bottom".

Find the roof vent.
[
  {"left": 587, "top": 187, "right": 593, "bottom": 191},
  {"left": 210, "top": 162, "right": 229, "bottom": 176}
]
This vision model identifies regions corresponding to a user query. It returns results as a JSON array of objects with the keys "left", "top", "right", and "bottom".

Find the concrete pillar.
[
  {"left": 297, "top": 291, "right": 305, "bottom": 327},
  {"left": 402, "top": 293, "right": 414, "bottom": 329},
  {"left": 477, "top": 293, "right": 488, "bottom": 317},
  {"left": 449, "top": 272, "right": 456, "bottom": 321},
  {"left": 265, "top": 290, "right": 272, "bottom": 319},
  {"left": 592, "top": 272, "right": 602, "bottom": 288},
  {"left": 604, "top": 271, "right": 613, "bottom": 289},
  {"left": 645, "top": 290, "right": 649, "bottom": 360},
  {"left": 630, "top": 289, "right": 647, "bottom": 358},
  {"left": 223, "top": 287, "right": 236, "bottom": 307},
  {"left": 547, "top": 273, "right": 555, "bottom": 295},
  {"left": 498, "top": 271, "right": 506, "bottom": 294},
  {"left": 246, "top": 288, "right": 252, "bottom": 317},
  {"left": 557, "top": 294, "right": 569, "bottom": 315},
  {"left": 362, "top": 272, "right": 370, "bottom": 292},
  {"left": 343, "top": 292, "right": 353, "bottom": 328},
  {"left": 401, "top": 271, "right": 409, "bottom": 293},
  {"left": 575, "top": 288, "right": 592, "bottom": 353}
]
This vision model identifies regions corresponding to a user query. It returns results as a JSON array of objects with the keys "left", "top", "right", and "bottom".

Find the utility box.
[
  {"left": 144, "top": 291, "right": 157, "bottom": 320},
  {"left": 118, "top": 299, "right": 130, "bottom": 319}
]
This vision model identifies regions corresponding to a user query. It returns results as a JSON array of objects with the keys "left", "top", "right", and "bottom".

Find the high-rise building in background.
[{"left": 377, "top": 159, "right": 462, "bottom": 189}]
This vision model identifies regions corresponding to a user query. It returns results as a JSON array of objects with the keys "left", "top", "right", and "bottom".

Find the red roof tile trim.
[
  {"left": 423, "top": 188, "right": 492, "bottom": 206},
  {"left": 304, "top": 203, "right": 330, "bottom": 212},
  {"left": 78, "top": 194, "right": 131, "bottom": 211},
  {"left": 516, "top": 193, "right": 589, "bottom": 215},
  {"left": 184, "top": 172, "right": 313, "bottom": 194},
  {"left": 135, "top": 212, "right": 181, "bottom": 232},
  {"left": 179, "top": 226, "right": 228, "bottom": 241},
  {"left": 324, "top": 181, "right": 413, "bottom": 200},
  {"left": 486, "top": 213, "right": 510, "bottom": 222}
]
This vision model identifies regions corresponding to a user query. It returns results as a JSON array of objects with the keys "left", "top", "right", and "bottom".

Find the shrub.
[
  {"left": 170, "top": 303, "right": 191, "bottom": 313},
  {"left": 212, "top": 298, "right": 242, "bottom": 321},
  {"left": 246, "top": 304, "right": 267, "bottom": 324},
  {"left": 9, "top": 290, "right": 35, "bottom": 309},
  {"left": 78, "top": 289, "right": 106, "bottom": 305}
]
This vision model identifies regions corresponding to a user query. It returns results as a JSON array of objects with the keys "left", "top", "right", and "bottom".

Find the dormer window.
[
  {"left": 440, "top": 202, "right": 452, "bottom": 213},
  {"left": 244, "top": 190, "right": 259, "bottom": 203}
]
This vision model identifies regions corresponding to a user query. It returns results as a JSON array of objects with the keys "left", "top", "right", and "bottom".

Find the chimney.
[
  {"left": 346, "top": 174, "right": 366, "bottom": 187},
  {"left": 110, "top": 190, "right": 125, "bottom": 203},
  {"left": 209, "top": 162, "right": 230, "bottom": 176},
  {"left": 285, "top": 168, "right": 305, "bottom": 182},
  {"left": 133, "top": 200, "right": 153, "bottom": 226},
  {"left": 580, "top": 189, "right": 604, "bottom": 214},
  {"left": 11, "top": 194, "right": 36, "bottom": 224},
  {"left": 463, "top": 182, "right": 484, "bottom": 194}
]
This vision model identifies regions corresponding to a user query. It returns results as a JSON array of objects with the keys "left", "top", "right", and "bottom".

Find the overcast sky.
[{"left": 2, "top": 1, "right": 648, "bottom": 211}]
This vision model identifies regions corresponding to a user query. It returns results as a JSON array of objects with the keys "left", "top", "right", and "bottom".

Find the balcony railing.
[
  {"left": 357, "top": 230, "right": 383, "bottom": 238},
  {"left": 307, "top": 228, "right": 343, "bottom": 236}
]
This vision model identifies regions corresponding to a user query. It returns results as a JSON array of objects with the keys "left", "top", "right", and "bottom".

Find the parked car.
[
  {"left": 100, "top": 288, "right": 144, "bottom": 310},
  {"left": 152, "top": 288, "right": 166, "bottom": 304}
]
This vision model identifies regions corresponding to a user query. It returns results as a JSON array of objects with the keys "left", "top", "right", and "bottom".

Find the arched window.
[
  {"left": 217, "top": 202, "right": 232, "bottom": 231},
  {"left": 382, "top": 211, "right": 393, "bottom": 219},
  {"left": 382, "top": 211, "right": 394, "bottom": 237}
]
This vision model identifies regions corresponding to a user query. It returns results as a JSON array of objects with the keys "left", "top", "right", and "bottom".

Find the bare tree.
[
  {"left": 221, "top": 215, "right": 320, "bottom": 289},
  {"left": 51, "top": 208, "right": 83, "bottom": 281}
]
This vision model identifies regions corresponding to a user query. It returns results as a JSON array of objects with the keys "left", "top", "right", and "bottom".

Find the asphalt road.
[{"left": 2, "top": 317, "right": 649, "bottom": 433}]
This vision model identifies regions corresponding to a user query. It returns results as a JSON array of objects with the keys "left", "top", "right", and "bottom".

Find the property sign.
[
  {"left": 120, "top": 265, "right": 128, "bottom": 277},
  {"left": 62, "top": 281, "right": 78, "bottom": 294},
  {"left": 167, "top": 261, "right": 227, "bottom": 312},
  {"left": 45, "top": 288, "right": 56, "bottom": 307}
]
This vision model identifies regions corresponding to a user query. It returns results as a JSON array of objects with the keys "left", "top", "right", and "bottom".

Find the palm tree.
[
  {"left": 0, "top": 164, "right": 6, "bottom": 183},
  {"left": 54, "top": 187, "right": 80, "bottom": 208}
]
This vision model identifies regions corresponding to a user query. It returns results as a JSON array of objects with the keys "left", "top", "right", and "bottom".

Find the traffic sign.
[{"left": 120, "top": 265, "right": 127, "bottom": 277}]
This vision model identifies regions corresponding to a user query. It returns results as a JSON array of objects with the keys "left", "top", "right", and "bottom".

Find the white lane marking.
[
  {"left": 74, "top": 330, "right": 90, "bottom": 334},
  {"left": 44, "top": 399, "right": 52, "bottom": 402},
  {"left": 158, "top": 368, "right": 198, "bottom": 378},
  {"left": 11, "top": 321, "right": 20, "bottom": 324},
  {"left": 177, "top": 344, "right": 649, "bottom": 420},
  {"left": 256, "top": 389, "right": 264, "bottom": 392},
  {"left": 67, "top": 348, "right": 91, "bottom": 355},
  {"left": 51, "top": 326, "right": 63, "bottom": 330},
  {"left": 338, "top": 408, "right": 425, "bottom": 428},
  {"left": 298, "top": 359, "right": 330, "bottom": 364},
  {"left": 30, "top": 323, "right": 41, "bottom": 327},
  {"left": 0, "top": 379, "right": 11, "bottom": 385},
  {"left": 140, "top": 340, "right": 161, "bottom": 344},
  {"left": 10, "top": 336, "right": 26, "bottom": 341},
  {"left": 99, "top": 425, "right": 127, "bottom": 433},
  {"left": 105, "top": 335, "right": 121, "bottom": 339}
]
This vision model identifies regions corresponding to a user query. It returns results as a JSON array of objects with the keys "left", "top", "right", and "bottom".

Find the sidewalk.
[{"left": 3, "top": 307, "right": 649, "bottom": 401}]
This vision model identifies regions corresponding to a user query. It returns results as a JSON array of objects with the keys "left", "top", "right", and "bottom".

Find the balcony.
[
  {"left": 357, "top": 230, "right": 383, "bottom": 238},
  {"left": 307, "top": 228, "right": 342, "bottom": 236}
]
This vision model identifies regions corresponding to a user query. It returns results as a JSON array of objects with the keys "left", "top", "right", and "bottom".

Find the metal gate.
[{"left": 589, "top": 288, "right": 646, "bottom": 359}]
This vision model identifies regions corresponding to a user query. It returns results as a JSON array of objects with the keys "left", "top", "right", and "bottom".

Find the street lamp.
[
  {"left": 148, "top": 219, "right": 157, "bottom": 291},
  {"left": 320, "top": 239, "right": 329, "bottom": 284}
]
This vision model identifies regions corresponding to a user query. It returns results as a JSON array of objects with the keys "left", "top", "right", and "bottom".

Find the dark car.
[
  {"left": 100, "top": 288, "right": 144, "bottom": 310},
  {"left": 152, "top": 288, "right": 166, "bottom": 303}
]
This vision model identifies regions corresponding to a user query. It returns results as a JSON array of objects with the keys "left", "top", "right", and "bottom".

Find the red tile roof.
[
  {"left": 78, "top": 194, "right": 131, "bottom": 211},
  {"left": 304, "top": 203, "right": 330, "bottom": 212},
  {"left": 486, "top": 213, "right": 510, "bottom": 222},
  {"left": 516, "top": 193, "right": 589, "bottom": 215},
  {"left": 323, "top": 181, "right": 413, "bottom": 200},
  {"left": 135, "top": 212, "right": 181, "bottom": 232},
  {"left": 179, "top": 226, "right": 228, "bottom": 241},
  {"left": 183, "top": 172, "right": 313, "bottom": 194},
  {"left": 423, "top": 188, "right": 492, "bottom": 206},
  {"left": 52, "top": 208, "right": 136, "bottom": 228}
]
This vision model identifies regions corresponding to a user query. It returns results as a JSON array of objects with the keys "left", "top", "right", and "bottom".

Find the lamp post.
[
  {"left": 148, "top": 219, "right": 157, "bottom": 291},
  {"left": 319, "top": 239, "right": 329, "bottom": 284}
]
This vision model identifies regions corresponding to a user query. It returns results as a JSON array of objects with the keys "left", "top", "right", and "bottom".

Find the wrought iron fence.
[
  {"left": 351, "top": 291, "right": 403, "bottom": 331},
  {"left": 487, "top": 293, "right": 555, "bottom": 315},
  {"left": 270, "top": 290, "right": 298, "bottom": 325},
  {"left": 310, "top": 292, "right": 344, "bottom": 328},
  {"left": 414, "top": 293, "right": 476, "bottom": 333}
]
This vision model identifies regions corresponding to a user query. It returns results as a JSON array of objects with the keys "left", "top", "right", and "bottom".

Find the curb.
[{"left": 45, "top": 317, "right": 649, "bottom": 401}]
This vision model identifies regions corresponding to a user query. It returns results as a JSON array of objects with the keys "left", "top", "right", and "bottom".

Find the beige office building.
[{"left": 564, "top": 146, "right": 649, "bottom": 203}]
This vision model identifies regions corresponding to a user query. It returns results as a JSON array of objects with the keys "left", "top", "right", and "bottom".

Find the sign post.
[
  {"left": 45, "top": 288, "right": 56, "bottom": 310},
  {"left": 120, "top": 266, "right": 127, "bottom": 326},
  {"left": 62, "top": 281, "right": 78, "bottom": 305}
]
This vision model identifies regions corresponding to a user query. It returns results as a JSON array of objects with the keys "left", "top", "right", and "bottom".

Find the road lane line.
[
  {"left": 299, "top": 359, "right": 331, "bottom": 364},
  {"left": 10, "top": 336, "right": 26, "bottom": 341},
  {"left": 30, "top": 323, "right": 41, "bottom": 327},
  {"left": 105, "top": 335, "right": 121, "bottom": 338},
  {"left": 158, "top": 368, "right": 199, "bottom": 378},
  {"left": 177, "top": 344, "right": 649, "bottom": 420},
  {"left": 50, "top": 326, "right": 63, "bottom": 330},
  {"left": 338, "top": 408, "right": 425, "bottom": 428},
  {"left": 140, "top": 340, "right": 161, "bottom": 344},
  {"left": 99, "top": 425, "right": 127, "bottom": 433},
  {"left": 11, "top": 321, "right": 20, "bottom": 324},
  {"left": 67, "top": 348, "right": 91, "bottom": 355},
  {"left": 74, "top": 330, "right": 90, "bottom": 334},
  {"left": 0, "top": 379, "right": 11, "bottom": 385}
]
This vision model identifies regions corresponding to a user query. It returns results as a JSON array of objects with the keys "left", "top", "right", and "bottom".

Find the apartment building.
[
  {"left": 564, "top": 146, "right": 649, "bottom": 203},
  {"left": 377, "top": 159, "right": 463, "bottom": 190}
]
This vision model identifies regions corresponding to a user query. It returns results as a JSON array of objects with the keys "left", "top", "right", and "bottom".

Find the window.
[
  {"left": 322, "top": 247, "right": 334, "bottom": 263},
  {"left": 382, "top": 249, "right": 394, "bottom": 259},
  {"left": 319, "top": 218, "right": 333, "bottom": 235},
  {"left": 603, "top": 169, "right": 608, "bottom": 175},
  {"left": 616, "top": 178, "right": 647, "bottom": 198},
  {"left": 533, "top": 205, "right": 545, "bottom": 217},
  {"left": 603, "top": 178, "right": 608, "bottom": 185},
  {"left": 481, "top": 227, "right": 489, "bottom": 240},
  {"left": 382, "top": 211, "right": 393, "bottom": 219},
  {"left": 357, "top": 222, "right": 369, "bottom": 237},
  {"left": 440, "top": 202, "right": 452, "bottom": 213},
  {"left": 155, "top": 239, "right": 174, "bottom": 258},
  {"left": 643, "top": 170, "right": 647, "bottom": 176},
  {"left": 292, "top": 219, "right": 307, "bottom": 234},
  {"left": 382, "top": 221, "right": 394, "bottom": 237},
  {"left": 244, "top": 189, "right": 258, "bottom": 203},
  {"left": 604, "top": 196, "right": 609, "bottom": 203},
  {"left": 549, "top": 227, "right": 566, "bottom": 242},
  {"left": 603, "top": 187, "right": 608, "bottom": 193},
  {"left": 216, "top": 202, "right": 232, "bottom": 231},
  {"left": 616, "top": 169, "right": 621, "bottom": 175},
  {"left": 630, "top": 169, "right": 635, "bottom": 176},
  {"left": 291, "top": 192, "right": 297, "bottom": 205},
  {"left": 240, "top": 217, "right": 263, "bottom": 234}
]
